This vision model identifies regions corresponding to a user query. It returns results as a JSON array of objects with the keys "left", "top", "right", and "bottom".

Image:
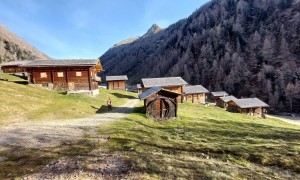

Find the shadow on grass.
[{"left": 111, "top": 93, "right": 136, "bottom": 99}]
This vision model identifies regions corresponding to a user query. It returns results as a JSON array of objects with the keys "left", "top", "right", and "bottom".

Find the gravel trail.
[{"left": 0, "top": 98, "right": 140, "bottom": 150}]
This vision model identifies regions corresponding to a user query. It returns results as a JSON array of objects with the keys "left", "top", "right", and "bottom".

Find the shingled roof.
[
  {"left": 139, "top": 87, "right": 181, "bottom": 100},
  {"left": 211, "top": 91, "right": 229, "bottom": 97},
  {"left": 141, "top": 77, "right": 188, "bottom": 88},
  {"left": 231, "top": 98, "right": 269, "bottom": 108},
  {"left": 219, "top": 95, "right": 237, "bottom": 103},
  {"left": 0, "top": 60, "right": 31, "bottom": 67},
  {"left": 184, "top": 85, "right": 209, "bottom": 94},
  {"left": 21, "top": 59, "right": 99, "bottom": 67},
  {"left": 137, "top": 84, "right": 142, "bottom": 89},
  {"left": 106, "top": 75, "right": 128, "bottom": 81}
]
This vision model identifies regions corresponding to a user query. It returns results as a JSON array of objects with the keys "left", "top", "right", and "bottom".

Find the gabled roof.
[
  {"left": 21, "top": 59, "right": 99, "bottom": 67},
  {"left": 137, "top": 84, "right": 142, "bottom": 89},
  {"left": 106, "top": 75, "right": 128, "bottom": 81},
  {"left": 141, "top": 77, "right": 188, "bottom": 88},
  {"left": 0, "top": 60, "right": 31, "bottom": 67},
  {"left": 139, "top": 86, "right": 181, "bottom": 100},
  {"left": 231, "top": 98, "right": 269, "bottom": 108},
  {"left": 184, "top": 85, "right": 209, "bottom": 94},
  {"left": 211, "top": 91, "right": 228, "bottom": 97},
  {"left": 219, "top": 95, "right": 237, "bottom": 103}
]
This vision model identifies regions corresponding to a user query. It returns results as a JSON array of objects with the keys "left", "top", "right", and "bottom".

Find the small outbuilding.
[
  {"left": 227, "top": 98, "right": 269, "bottom": 118},
  {"left": 141, "top": 77, "right": 188, "bottom": 103},
  {"left": 183, "top": 85, "right": 209, "bottom": 104},
  {"left": 217, "top": 96, "right": 237, "bottom": 108},
  {"left": 211, "top": 91, "right": 229, "bottom": 102},
  {"left": 139, "top": 87, "right": 180, "bottom": 119},
  {"left": 0, "top": 60, "right": 30, "bottom": 74},
  {"left": 106, "top": 75, "right": 128, "bottom": 91}
]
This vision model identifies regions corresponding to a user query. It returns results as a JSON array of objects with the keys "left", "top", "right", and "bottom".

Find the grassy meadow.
[
  {"left": 0, "top": 73, "right": 136, "bottom": 125},
  {"left": 98, "top": 102, "right": 300, "bottom": 179}
]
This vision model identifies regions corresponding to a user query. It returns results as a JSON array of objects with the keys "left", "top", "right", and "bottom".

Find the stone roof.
[
  {"left": 141, "top": 77, "right": 188, "bottom": 88},
  {"left": 184, "top": 85, "right": 209, "bottom": 94},
  {"left": 21, "top": 59, "right": 99, "bottom": 67},
  {"left": 211, "top": 91, "right": 229, "bottom": 97},
  {"left": 231, "top": 98, "right": 270, "bottom": 108},
  {"left": 106, "top": 75, "right": 128, "bottom": 81},
  {"left": 219, "top": 95, "right": 237, "bottom": 103},
  {"left": 0, "top": 60, "right": 31, "bottom": 66},
  {"left": 139, "top": 86, "right": 181, "bottom": 100}
]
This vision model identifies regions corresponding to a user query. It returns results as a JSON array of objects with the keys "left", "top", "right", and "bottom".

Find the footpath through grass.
[
  {"left": 99, "top": 102, "right": 300, "bottom": 179},
  {"left": 0, "top": 73, "right": 137, "bottom": 125}
]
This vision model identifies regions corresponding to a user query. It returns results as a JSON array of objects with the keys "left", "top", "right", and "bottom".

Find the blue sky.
[{"left": 0, "top": 0, "right": 209, "bottom": 59}]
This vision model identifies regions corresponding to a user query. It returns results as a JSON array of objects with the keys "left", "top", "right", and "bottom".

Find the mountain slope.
[
  {"left": 101, "top": 0, "right": 300, "bottom": 112},
  {"left": 0, "top": 25, "right": 50, "bottom": 63}
]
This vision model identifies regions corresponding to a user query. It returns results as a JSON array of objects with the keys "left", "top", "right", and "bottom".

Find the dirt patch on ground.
[{"left": 0, "top": 99, "right": 139, "bottom": 179}]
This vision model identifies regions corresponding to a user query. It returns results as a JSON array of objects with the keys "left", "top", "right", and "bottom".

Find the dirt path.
[
  {"left": 267, "top": 115, "right": 300, "bottom": 126},
  {"left": 0, "top": 98, "right": 140, "bottom": 150}
]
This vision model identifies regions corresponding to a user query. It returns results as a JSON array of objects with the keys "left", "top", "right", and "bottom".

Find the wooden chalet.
[
  {"left": 139, "top": 87, "right": 180, "bottom": 119},
  {"left": 211, "top": 91, "right": 229, "bottom": 102},
  {"left": 183, "top": 85, "right": 209, "bottom": 104},
  {"left": 21, "top": 59, "right": 103, "bottom": 96},
  {"left": 106, "top": 75, "right": 128, "bottom": 91},
  {"left": 137, "top": 84, "right": 142, "bottom": 93},
  {"left": 0, "top": 60, "right": 30, "bottom": 74},
  {"left": 141, "top": 77, "right": 188, "bottom": 103},
  {"left": 227, "top": 98, "right": 269, "bottom": 118},
  {"left": 217, "top": 95, "right": 237, "bottom": 108}
]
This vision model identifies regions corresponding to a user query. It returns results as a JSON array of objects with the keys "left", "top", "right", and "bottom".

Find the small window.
[
  {"left": 57, "top": 72, "right": 64, "bottom": 77},
  {"left": 40, "top": 72, "right": 47, "bottom": 78},
  {"left": 76, "top": 72, "right": 82, "bottom": 77}
]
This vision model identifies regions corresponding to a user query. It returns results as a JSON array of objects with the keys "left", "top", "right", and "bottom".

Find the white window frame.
[
  {"left": 40, "top": 72, "right": 47, "bottom": 78},
  {"left": 57, "top": 72, "right": 64, "bottom": 77}
]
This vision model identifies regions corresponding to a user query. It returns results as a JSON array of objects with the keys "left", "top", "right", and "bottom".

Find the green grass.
[
  {"left": 98, "top": 102, "right": 300, "bottom": 179},
  {"left": 0, "top": 73, "right": 137, "bottom": 125}
]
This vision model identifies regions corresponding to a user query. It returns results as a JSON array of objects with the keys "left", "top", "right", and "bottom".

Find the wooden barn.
[
  {"left": 227, "top": 98, "right": 269, "bottom": 118},
  {"left": 216, "top": 96, "right": 237, "bottom": 108},
  {"left": 183, "top": 85, "right": 209, "bottom": 104},
  {"left": 21, "top": 59, "right": 103, "bottom": 96},
  {"left": 0, "top": 60, "right": 30, "bottom": 74},
  {"left": 106, "top": 75, "right": 128, "bottom": 91},
  {"left": 139, "top": 87, "right": 180, "bottom": 119},
  {"left": 141, "top": 77, "right": 188, "bottom": 103},
  {"left": 211, "top": 91, "right": 229, "bottom": 102}
]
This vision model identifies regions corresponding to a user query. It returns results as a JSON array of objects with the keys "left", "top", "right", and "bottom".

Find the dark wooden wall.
[
  {"left": 107, "top": 80, "right": 126, "bottom": 91},
  {"left": 142, "top": 85, "right": 184, "bottom": 103}
]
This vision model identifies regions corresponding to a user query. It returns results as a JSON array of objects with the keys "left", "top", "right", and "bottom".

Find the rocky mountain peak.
[{"left": 143, "top": 24, "right": 162, "bottom": 37}]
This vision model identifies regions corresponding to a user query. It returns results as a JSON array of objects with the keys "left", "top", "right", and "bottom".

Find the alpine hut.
[
  {"left": 0, "top": 60, "right": 30, "bottom": 74},
  {"left": 139, "top": 87, "right": 180, "bottom": 119},
  {"left": 216, "top": 95, "right": 237, "bottom": 108},
  {"left": 211, "top": 91, "right": 229, "bottom": 102},
  {"left": 183, "top": 85, "right": 210, "bottom": 104},
  {"left": 106, "top": 75, "right": 128, "bottom": 91},
  {"left": 227, "top": 98, "right": 269, "bottom": 118},
  {"left": 141, "top": 77, "right": 188, "bottom": 103},
  {"left": 21, "top": 59, "right": 103, "bottom": 96}
]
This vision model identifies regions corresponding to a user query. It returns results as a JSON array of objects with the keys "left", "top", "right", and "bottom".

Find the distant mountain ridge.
[
  {"left": 111, "top": 24, "right": 163, "bottom": 49},
  {"left": 0, "top": 25, "right": 50, "bottom": 63},
  {"left": 100, "top": 0, "right": 300, "bottom": 112}
]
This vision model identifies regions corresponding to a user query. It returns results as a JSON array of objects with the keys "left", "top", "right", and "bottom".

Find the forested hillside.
[
  {"left": 101, "top": 0, "right": 300, "bottom": 113},
  {"left": 0, "top": 25, "right": 50, "bottom": 63}
]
